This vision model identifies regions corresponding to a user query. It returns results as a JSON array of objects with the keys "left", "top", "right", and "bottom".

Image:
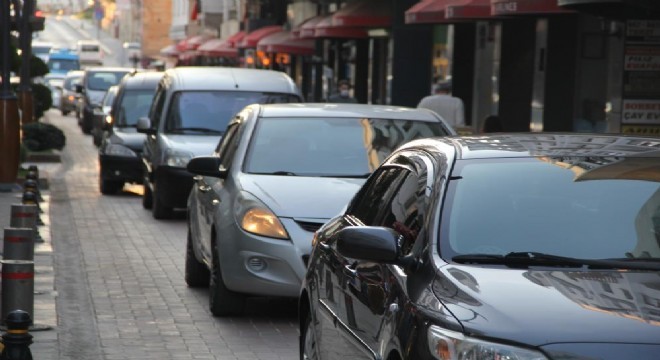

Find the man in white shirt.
[{"left": 416, "top": 80, "right": 465, "bottom": 128}]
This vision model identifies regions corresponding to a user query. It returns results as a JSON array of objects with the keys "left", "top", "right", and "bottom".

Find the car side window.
[
  {"left": 347, "top": 167, "right": 409, "bottom": 226},
  {"left": 215, "top": 120, "right": 242, "bottom": 170},
  {"left": 149, "top": 84, "right": 166, "bottom": 130}
]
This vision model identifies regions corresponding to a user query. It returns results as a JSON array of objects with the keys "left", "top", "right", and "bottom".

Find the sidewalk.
[{"left": 0, "top": 162, "right": 61, "bottom": 359}]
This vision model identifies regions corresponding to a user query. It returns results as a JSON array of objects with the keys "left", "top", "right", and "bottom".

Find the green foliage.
[
  {"left": 30, "top": 56, "right": 49, "bottom": 78},
  {"left": 31, "top": 83, "right": 52, "bottom": 119},
  {"left": 22, "top": 122, "right": 66, "bottom": 152}
]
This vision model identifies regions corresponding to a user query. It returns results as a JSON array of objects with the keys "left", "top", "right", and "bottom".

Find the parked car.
[
  {"left": 76, "top": 67, "right": 132, "bottom": 134},
  {"left": 137, "top": 66, "right": 302, "bottom": 219},
  {"left": 47, "top": 48, "right": 80, "bottom": 75},
  {"left": 76, "top": 39, "right": 103, "bottom": 65},
  {"left": 184, "top": 103, "right": 455, "bottom": 316},
  {"left": 98, "top": 71, "right": 162, "bottom": 194},
  {"left": 92, "top": 85, "right": 118, "bottom": 147},
  {"left": 60, "top": 70, "right": 84, "bottom": 116},
  {"left": 299, "top": 133, "right": 660, "bottom": 360},
  {"left": 43, "top": 74, "right": 65, "bottom": 108}
]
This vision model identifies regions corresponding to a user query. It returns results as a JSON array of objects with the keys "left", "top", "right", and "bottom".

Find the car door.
[
  {"left": 341, "top": 152, "right": 433, "bottom": 358},
  {"left": 315, "top": 167, "right": 409, "bottom": 359},
  {"left": 195, "top": 117, "right": 244, "bottom": 262},
  {"left": 142, "top": 82, "right": 167, "bottom": 179}
]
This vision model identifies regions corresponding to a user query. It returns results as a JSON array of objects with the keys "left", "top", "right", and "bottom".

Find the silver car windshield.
[
  {"left": 442, "top": 157, "right": 660, "bottom": 261},
  {"left": 244, "top": 117, "right": 446, "bottom": 177}
]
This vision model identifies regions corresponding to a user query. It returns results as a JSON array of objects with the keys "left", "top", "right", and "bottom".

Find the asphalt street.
[{"left": 5, "top": 109, "right": 300, "bottom": 359}]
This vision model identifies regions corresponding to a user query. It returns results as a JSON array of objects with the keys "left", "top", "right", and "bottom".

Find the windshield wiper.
[
  {"left": 319, "top": 173, "right": 371, "bottom": 178},
  {"left": 169, "top": 127, "right": 222, "bottom": 134},
  {"left": 452, "top": 252, "right": 660, "bottom": 270},
  {"left": 252, "top": 171, "right": 298, "bottom": 176}
]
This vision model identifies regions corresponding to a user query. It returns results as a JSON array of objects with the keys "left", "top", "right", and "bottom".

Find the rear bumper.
[
  {"left": 153, "top": 166, "right": 194, "bottom": 209},
  {"left": 99, "top": 155, "right": 142, "bottom": 184}
]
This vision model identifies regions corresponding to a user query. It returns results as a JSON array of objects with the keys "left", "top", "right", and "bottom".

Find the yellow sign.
[{"left": 621, "top": 125, "right": 660, "bottom": 135}]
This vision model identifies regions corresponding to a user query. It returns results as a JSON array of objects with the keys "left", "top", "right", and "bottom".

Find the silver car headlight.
[
  {"left": 105, "top": 144, "right": 137, "bottom": 157},
  {"left": 165, "top": 149, "right": 194, "bottom": 167},
  {"left": 428, "top": 326, "right": 548, "bottom": 360},
  {"left": 234, "top": 191, "right": 289, "bottom": 240}
]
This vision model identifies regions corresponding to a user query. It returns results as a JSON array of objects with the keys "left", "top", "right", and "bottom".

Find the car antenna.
[{"left": 230, "top": 69, "right": 239, "bottom": 89}]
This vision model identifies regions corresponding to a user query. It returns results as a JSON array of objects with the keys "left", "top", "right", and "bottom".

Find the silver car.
[{"left": 185, "top": 103, "right": 456, "bottom": 316}]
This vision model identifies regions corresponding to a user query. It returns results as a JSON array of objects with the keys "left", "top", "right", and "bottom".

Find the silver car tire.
[{"left": 209, "top": 238, "right": 244, "bottom": 316}]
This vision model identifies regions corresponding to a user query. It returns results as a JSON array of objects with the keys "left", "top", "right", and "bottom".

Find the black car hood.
[
  {"left": 431, "top": 265, "right": 660, "bottom": 346},
  {"left": 108, "top": 128, "right": 145, "bottom": 152}
]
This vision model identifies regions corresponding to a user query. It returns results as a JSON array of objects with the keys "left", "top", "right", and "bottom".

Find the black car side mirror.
[
  {"left": 337, "top": 227, "right": 400, "bottom": 263},
  {"left": 75, "top": 84, "right": 83, "bottom": 93},
  {"left": 187, "top": 156, "right": 228, "bottom": 179}
]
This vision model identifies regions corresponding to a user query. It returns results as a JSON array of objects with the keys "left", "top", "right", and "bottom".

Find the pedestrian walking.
[
  {"left": 417, "top": 80, "right": 465, "bottom": 128},
  {"left": 327, "top": 79, "right": 358, "bottom": 103}
]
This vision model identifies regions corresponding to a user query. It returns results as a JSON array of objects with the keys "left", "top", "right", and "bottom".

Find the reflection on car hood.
[
  {"left": 432, "top": 266, "right": 660, "bottom": 346},
  {"left": 238, "top": 174, "right": 364, "bottom": 218},
  {"left": 162, "top": 134, "right": 222, "bottom": 157},
  {"left": 108, "top": 128, "right": 145, "bottom": 151}
]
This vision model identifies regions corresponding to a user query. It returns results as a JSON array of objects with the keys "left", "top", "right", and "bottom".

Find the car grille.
[{"left": 295, "top": 220, "right": 324, "bottom": 233}]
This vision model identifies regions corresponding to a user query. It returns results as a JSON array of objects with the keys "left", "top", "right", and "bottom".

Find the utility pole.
[
  {"left": 17, "top": 0, "right": 36, "bottom": 125},
  {"left": 0, "top": 0, "right": 21, "bottom": 190}
]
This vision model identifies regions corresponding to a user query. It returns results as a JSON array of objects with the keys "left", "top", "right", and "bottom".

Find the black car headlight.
[{"left": 428, "top": 326, "right": 548, "bottom": 360}]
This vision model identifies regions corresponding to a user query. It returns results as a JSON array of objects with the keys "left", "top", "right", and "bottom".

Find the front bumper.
[
  {"left": 153, "top": 166, "right": 194, "bottom": 209},
  {"left": 99, "top": 154, "right": 142, "bottom": 184},
  {"left": 217, "top": 218, "right": 322, "bottom": 298}
]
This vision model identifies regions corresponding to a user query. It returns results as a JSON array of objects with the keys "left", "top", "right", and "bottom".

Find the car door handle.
[
  {"left": 198, "top": 185, "right": 211, "bottom": 193},
  {"left": 193, "top": 175, "right": 203, "bottom": 181}
]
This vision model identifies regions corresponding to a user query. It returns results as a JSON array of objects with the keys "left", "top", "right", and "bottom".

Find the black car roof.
[{"left": 400, "top": 133, "right": 660, "bottom": 160}]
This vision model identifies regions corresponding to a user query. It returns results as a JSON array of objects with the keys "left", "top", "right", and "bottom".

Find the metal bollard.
[
  {"left": 10, "top": 205, "right": 42, "bottom": 244},
  {"left": 21, "top": 180, "right": 41, "bottom": 202},
  {"left": 20, "top": 192, "right": 42, "bottom": 219},
  {"left": 2, "top": 228, "right": 34, "bottom": 262},
  {"left": 26, "top": 165, "right": 38, "bottom": 179},
  {"left": 0, "top": 310, "right": 33, "bottom": 360},
  {"left": 0, "top": 261, "right": 34, "bottom": 328}
]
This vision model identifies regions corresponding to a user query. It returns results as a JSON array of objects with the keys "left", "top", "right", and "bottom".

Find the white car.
[{"left": 77, "top": 40, "right": 103, "bottom": 65}]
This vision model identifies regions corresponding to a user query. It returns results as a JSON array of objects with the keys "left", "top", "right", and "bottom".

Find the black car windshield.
[
  {"left": 115, "top": 89, "right": 156, "bottom": 126},
  {"left": 441, "top": 157, "right": 660, "bottom": 262},
  {"left": 63, "top": 76, "right": 82, "bottom": 90},
  {"left": 164, "top": 91, "right": 299, "bottom": 134},
  {"left": 244, "top": 117, "right": 446, "bottom": 177},
  {"left": 87, "top": 71, "right": 130, "bottom": 91}
]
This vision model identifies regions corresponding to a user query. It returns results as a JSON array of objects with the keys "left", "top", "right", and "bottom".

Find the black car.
[
  {"left": 77, "top": 67, "right": 133, "bottom": 134},
  {"left": 98, "top": 71, "right": 162, "bottom": 194},
  {"left": 300, "top": 133, "right": 660, "bottom": 360}
]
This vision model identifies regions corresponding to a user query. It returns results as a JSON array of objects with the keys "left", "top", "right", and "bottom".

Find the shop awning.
[
  {"left": 446, "top": 0, "right": 491, "bottom": 20},
  {"left": 176, "top": 34, "right": 213, "bottom": 52},
  {"left": 238, "top": 26, "right": 283, "bottom": 49},
  {"left": 491, "top": 0, "right": 570, "bottom": 15},
  {"left": 332, "top": 0, "right": 392, "bottom": 28},
  {"left": 315, "top": 15, "right": 369, "bottom": 39},
  {"left": 197, "top": 31, "right": 245, "bottom": 58},
  {"left": 405, "top": 0, "right": 447, "bottom": 24},
  {"left": 257, "top": 30, "right": 315, "bottom": 56},
  {"left": 294, "top": 16, "right": 324, "bottom": 39},
  {"left": 160, "top": 44, "right": 179, "bottom": 57},
  {"left": 178, "top": 50, "right": 199, "bottom": 61}
]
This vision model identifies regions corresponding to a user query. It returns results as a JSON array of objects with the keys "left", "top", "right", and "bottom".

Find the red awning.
[
  {"left": 491, "top": 0, "right": 571, "bottom": 15},
  {"left": 176, "top": 34, "right": 212, "bottom": 52},
  {"left": 332, "top": 0, "right": 392, "bottom": 28},
  {"left": 299, "top": 16, "right": 326, "bottom": 39},
  {"left": 405, "top": 0, "right": 446, "bottom": 24},
  {"left": 178, "top": 50, "right": 199, "bottom": 61},
  {"left": 160, "top": 44, "right": 179, "bottom": 57},
  {"left": 238, "top": 26, "right": 283, "bottom": 49},
  {"left": 197, "top": 31, "right": 245, "bottom": 58},
  {"left": 315, "top": 15, "right": 369, "bottom": 39},
  {"left": 446, "top": 0, "right": 491, "bottom": 19},
  {"left": 257, "top": 30, "right": 315, "bottom": 56}
]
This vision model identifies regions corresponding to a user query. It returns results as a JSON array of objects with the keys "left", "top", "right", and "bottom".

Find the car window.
[
  {"left": 243, "top": 117, "right": 446, "bottom": 177},
  {"left": 215, "top": 121, "right": 243, "bottom": 170},
  {"left": 441, "top": 157, "right": 660, "bottom": 260},
  {"left": 48, "top": 59, "right": 79, "bottom": 72},
  {"left": 63, "top": 76, "right": 82, "bottom": 90},
  {"left": 86, "top": 72, "right": 129, "bottom": 91},
  {"left": 164, "top": 91, "right": 294, "bottom": 134},
  {"left": 149, "top": 84, "right": 167, "bottom": 129},
  {"left": 347, "top": 167, "right": 409, "bottom": 226},
  {"left": 115, "top": 89, "right": 156, "bottom": 126},
  {"left": 102, "top": 88, "right": 117, "bottom": 107}
]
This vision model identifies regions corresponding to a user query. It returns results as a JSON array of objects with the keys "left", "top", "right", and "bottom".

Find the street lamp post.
[
  {"left": 0, "top": 0, "right": 21, "bottom": 190},
  {"left": 17, "top": 0, "right": 35, "bottom": 125}
]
